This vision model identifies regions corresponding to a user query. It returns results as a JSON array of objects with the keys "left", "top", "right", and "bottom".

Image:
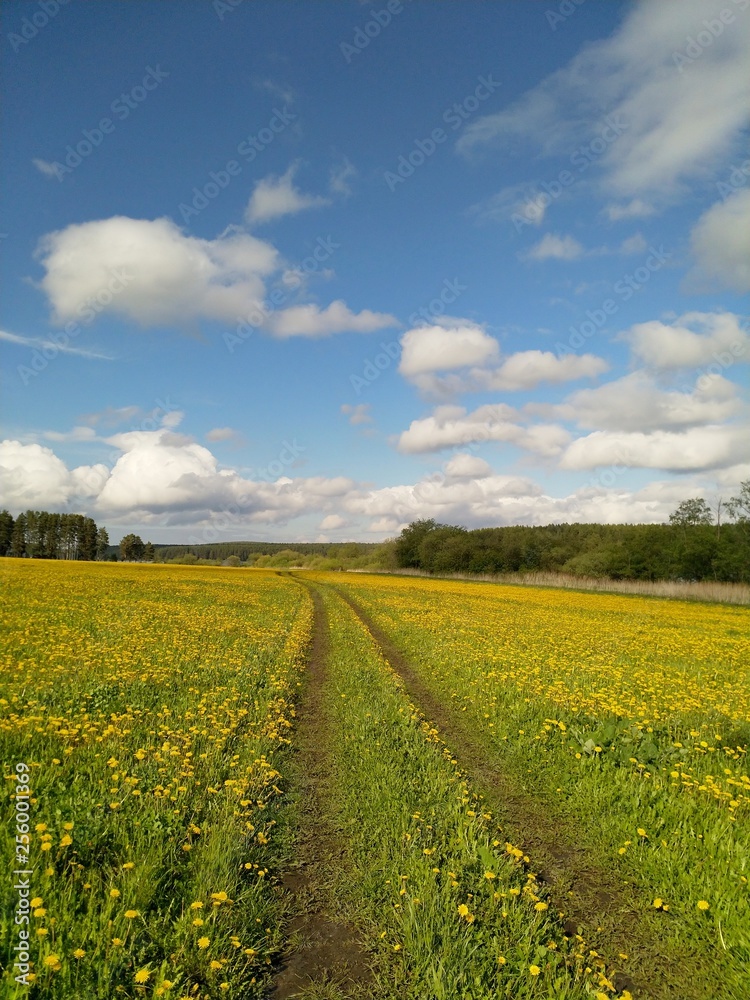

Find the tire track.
[{"left": 270, "top": 585, "right": 373, "bottom": 999}]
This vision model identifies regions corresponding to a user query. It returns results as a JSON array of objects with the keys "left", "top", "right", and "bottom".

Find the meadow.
[{"left": 1, "top": 560, "right": 748, "bottom": 999}]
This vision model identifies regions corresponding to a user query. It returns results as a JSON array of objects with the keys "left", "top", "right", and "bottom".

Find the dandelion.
[
  {"left": 134, "top": 967, "right": 151, "bottom": 983},
  {"left": 125, "top": 909, "right": 140, "bottom": 919},
  {"left": 73, "top": 949, "right": 86, "bottom": 959},
  {"left": 529, "top": 964, "right": 541, "bottom": 976},
  {"left": 30, "top": 897, "right": 43, "bottom": 908},
  {"left": 197, "top": 936, "right": 210, "bottom": 949},
  {"left": 189, "top": 901, "right": 203, "bottom": 910},
  {"left": 109, "top": 888, "right": 121, "bottom": 899},
  {"left": 122, "top": 862, "right": 135, "bottom": 870},
  {"left": 535, "top": 901, "right": 548, "bottom": 912},
  {"left": 697, "top": 900, "right": 710, "bottom": 911}
]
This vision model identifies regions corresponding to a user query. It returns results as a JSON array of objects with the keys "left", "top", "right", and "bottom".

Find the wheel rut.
[
  {"left": 330, "top": 585, "right": 695, "bottom": 1000},
  {"left": 270, "top": 585, "right": 373, "bottom": 999}
]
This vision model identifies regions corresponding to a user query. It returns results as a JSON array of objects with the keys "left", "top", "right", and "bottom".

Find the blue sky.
[{"left": 1, "top": 0, "right": 748, "bottom": 543}]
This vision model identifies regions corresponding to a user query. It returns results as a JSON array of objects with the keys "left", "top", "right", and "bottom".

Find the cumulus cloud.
[
  {"left": 267, "top": 300, "right": 397, "bottom": 339},
  {"left": 688, "top": 188, "right": 750, "bottom": 293},
  {"left": 444, "top": 453, "right": 493, "bottom": 479},
  {"left": 396, "top": 404, "right": 570, "bottom": 457},
  {"left": 622, "top": 311, "right": 750, "bottom": 370},
  {"left": 319, "top": 513, "right": 347, "bottom": 530},
  {"left": 560, "top": 425, "right": 748, "bottom": 472},
  {"left": 34, "top": 215, "right": 392, "bottom": 338},
  {"left": 0, "top": 440, "right": 108, "bottom": 509},
  {"left": 558, "top": 371, "right": 743, "bottom": 431},
  {"left": 399, "top": 320, "right": 499, "bottom": 377},
  {"left": 36, "top": 216, "right": 277, "bottom": 327},
  {"left": 457, "top": 0, "right": 750, "bottom": 199},
  {"left": 245, "top": 163, "right": 330, "bottom": 225},
  {"left": 523, "top": 233, "right": 584, "bottom": 261}
]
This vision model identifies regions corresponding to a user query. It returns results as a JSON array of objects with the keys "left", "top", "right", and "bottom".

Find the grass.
[
  {"left": 320, "top": 571, "right": 750, "bottom": 999},
  {"left": 0, "top": 559, "right": 312, "bottom": 999}
]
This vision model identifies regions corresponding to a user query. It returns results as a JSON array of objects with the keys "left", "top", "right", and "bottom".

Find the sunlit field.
[{"left": 2, "top": 560, "right": 748, "bottom": 999}]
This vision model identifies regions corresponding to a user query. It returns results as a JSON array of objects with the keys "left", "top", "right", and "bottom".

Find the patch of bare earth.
[
  {"left": 271, "top": 587, "right": 373, "bottom": 1000},
  {"left": 334, "top": 587, "right": 710, "bottom": 1000}
]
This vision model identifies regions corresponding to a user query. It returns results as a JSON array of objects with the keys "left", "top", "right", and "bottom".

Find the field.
[{"left": 1, "top": 561, "right": 748, "bottom": 1000}]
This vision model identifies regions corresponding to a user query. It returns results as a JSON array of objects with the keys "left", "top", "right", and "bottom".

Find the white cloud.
[
  {"left": 559, "top": 371, "right": 743, "bottom": 432},
  {"left": 560, "top": 425, "right": 747, "bottom": 472},
  {"left": 329, "top": 159, "right": 357, "bottom": 197},
  {"left": 444, "top": 453, "right": 493, "bottom": 479},
  {"left": 267, "top": 300, "right": 397, "bottom": 338},
  {"left": 34, "top": 215, "right": 392, "bottom": 339},
  {"left": 205, "top": 427, "right": 239, "bottom": 442},
  {"left": 403, "top": 347, "right": 608, "bottom": 397},
  {"left": 619, "top": 232, "right": 647, "bottom": 255},
  {"left": 0, "top": 440, "right": 108, "bottom": 509},
  {"left": 245, "top": 163, "right": 330, "bottom": 225},
  {"left": 341, "top": 403, "right": 373, "bottom": 425},
  {"left": 604, "top": 199, "right": 655, "bottom": 220},
  {"left": 33, "top": 157, "right": 62, "bottom": 179},
  {"left": 43, "top": 426, "right": 99, "bottom": 443},
  {"left": 469, "top": 183, "right": 551, "bottom": 227},
  {"left": 0, "top": 328, "right": 114, "bottom": 361},
  {"left": 523, "top": 233, "right": 584, "bottom": 261},
  {"left": 319, "top": 513, "right": 347, "bottom": 530},
  {"left": 688, "top": 188, "right": 750, "bottom": 293},
  {"left": 396, "top": 404, "right": 570, "bottom": 457},
  {"left": 458, "top": 0, "right": 750, "bottom": 199},
  {"left": 622, "top": 311, "right": 750, "bottom": 370},
  {"left": 399, "top": 320, "right": 499, "bottom": 377},
  {"left": 36, "top": 216, "right": 277, "bottom": 327}
]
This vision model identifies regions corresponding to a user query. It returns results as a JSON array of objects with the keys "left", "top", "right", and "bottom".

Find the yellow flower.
[
  {"left": 497, "top": 955, "right": 506, "bottom": 965},
  {"left": 125, "top": 909, "right": 140, "bottom": 919},
  {"left": 534, "top": 901, "right": 548, "bottom": 912},
  {"left": 197, "top": 936, "right": 210, "bottom": 949},
  {"left": 211, "top": 891, "right": 229, "bottom": 904},
  {"left": 637, "top": 828, "right": 647, "bottom": 837},
  {"left": 73, "top": 949, "right": 86, "bottom": 959},
  {"left": 36, "top": 927, "right": 49, "bottom": 937},
  {"left": 134, "top": 967, "right": 151, "bottom": 983},
  {"left": 59, "top": 834, "right": 73, "bottom": 848},
  {"left": 44, "top": 954, "right": 62, "bottom": 970},
  {"left": 63, "top": 822, "right": 74, "bottom": 830},
  {"left": 112, "top": 938, "right": 124, "bottom": 946},
  {"left": 30, "top": 897, "right": 43, "bottom": 908},
  {"left": 210, "top": 960, "right": 222, "bottom": 970},
  {"left": 192, "top": 918, "right": 204, "bottom": 927},
  {"left": 484, "top": 871, "right": 496, "bottom": 880},
  {"left": 122, "top": 862, "right": 135, "bottom": 870},
  {"left": 109, "top": 888, "right": 121, "bottom": 899},
  {"left": 40, "top": 842, "right": 52, "bottom": 852},
  {"left": 33, "top": 907, "right": 47, "bottom": 918},
  {"left": 697, "top": 900, "right": 710, "bottom": 911},
  {"left": 529, "top": 964, "right": 541, "bottom": 976},
  {"left": 219, "top": 986, "right": 229, "bottom": 993},
  {"left": 189, "top": 901, "right": 203, "bottom": 910}
]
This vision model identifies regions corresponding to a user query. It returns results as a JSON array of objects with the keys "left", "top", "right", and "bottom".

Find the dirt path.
[
  {"left": 331, "top": 586, "right": 694, "bottom": 1000},
  {"left": 270, "top": 586, "right": 373, "bottom": 999}
]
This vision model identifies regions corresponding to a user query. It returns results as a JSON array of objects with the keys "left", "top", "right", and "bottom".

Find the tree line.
[
  {"left": 393, "top": 484, "right": 750, "bottom": 583},
  {"left": 0, "top": 510, "right": 109, "bottom": 561}
]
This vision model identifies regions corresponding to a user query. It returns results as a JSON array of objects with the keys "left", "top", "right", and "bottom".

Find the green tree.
[
  {"left": 0, "top": 510, "right": 14, "bottom": 556},
  {"left": 669, "top": 498, "right": 713, "bottom": 527},
  {"left": 96, "top": 526, "right": 110, "bottom": 561},
  {"left": 726, "top": 481, "right": 750, "bottom": 523},
  {"left": 394, "top": 519, "right": 439, "bottom": 568},
  {"left": 143, "top": 541, "right": 156, "bottom": 562},
  {"left": 10, "top": 513, "right": 27, "bottom": 557},
  {"left": 120, "top": 533, "right": 145, "bottom": 561}
]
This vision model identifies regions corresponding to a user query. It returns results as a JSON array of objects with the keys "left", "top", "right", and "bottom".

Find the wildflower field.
[{"left": 1, "top": 560, "right": 748, "bottom": 999}]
